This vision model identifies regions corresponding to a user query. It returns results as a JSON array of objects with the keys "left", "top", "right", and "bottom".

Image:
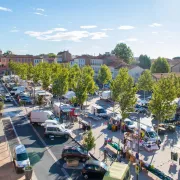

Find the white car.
[
  {"left": 124, "top": 118, "right": 136, "bottom": 131},
  {"left": 13, "top": 145, "right": 30, "bottom": 172}
]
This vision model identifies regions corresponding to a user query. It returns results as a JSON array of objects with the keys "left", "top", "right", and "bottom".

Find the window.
[
  {"left": 47, "top": 127, "right": 54, "bottom": 131},
  {"left": 94, "top": 165, "right": 101, "bottom": 171},
  {"left": 85, "top": 164, "right": 94, "bottom": 170},
  {"left": 16, "top": 152, "right": 28, "bottom": 161}
]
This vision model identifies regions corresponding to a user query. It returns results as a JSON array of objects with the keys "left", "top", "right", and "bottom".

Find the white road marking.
[{"left": 2, "top": 82, "right": 71, "bottom": 178}]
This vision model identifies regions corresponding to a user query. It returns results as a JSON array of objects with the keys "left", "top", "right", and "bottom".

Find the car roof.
[
  {"left": 85, "top": 160, "right": 106, "bottom": 167},
  {"left": 45, "top": 120, "right": 58, "bottom": 123},
  {"left": 124, "top": 118, "right": 131, "bottom": 122},
  {"left": 63, "top": 146, "right": 80, "bottom": 150},
  {"left": 46, "top": 124, "right": 59, "bottom": 128},
  {"left": 15, "top": 144, "right": 26, "bottom": 154}
]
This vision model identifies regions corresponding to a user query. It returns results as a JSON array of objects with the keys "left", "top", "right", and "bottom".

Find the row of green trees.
[
  {"left": 112, "top": 43, "right": 170, "bottom": 73},
  {"left": 8, "top": 61, "right": 180, "bottom": 134}
]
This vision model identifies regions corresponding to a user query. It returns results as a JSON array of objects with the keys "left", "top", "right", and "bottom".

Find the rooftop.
[{"left": 152, "top": 73, "right": 180, "bottom": 80}]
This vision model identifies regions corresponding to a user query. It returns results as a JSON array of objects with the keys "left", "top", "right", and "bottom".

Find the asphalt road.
[{"left": 1, "top": 84, "right": 84, "bottom": 180}]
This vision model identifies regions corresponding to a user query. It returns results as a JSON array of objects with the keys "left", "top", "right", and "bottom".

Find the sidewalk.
[{"left": 0, "top": 119, "right": 37, "bottom": 180}]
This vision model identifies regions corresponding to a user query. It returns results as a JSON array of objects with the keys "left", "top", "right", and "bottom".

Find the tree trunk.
[
  {"left": 144, "top": 90, "right": 145, "bottom": 101},
  {"left": 59, "top": 96, "right": 62, "bottom": 123},
  {"left": 113, "top": 101, "right": 115, "bottom": 117}
]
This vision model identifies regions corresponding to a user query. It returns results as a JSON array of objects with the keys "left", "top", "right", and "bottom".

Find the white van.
[
  {"left": 140, "top": 125, "right": 161, "bottom": 143},
  {"left": 100, "top": 91, "right": 111, "bottom": 100},
  {"left": 30, "top": 110, "right": 56, "bottom": 125},
  {"left": 91, "top": 105, "right": 107, "bottom": 117},
  {"left": 10, "top": 86, "right": 25, "bottom": 95},
  {"left": 13, "top": 144, "right": 30, "bottom": 172}
]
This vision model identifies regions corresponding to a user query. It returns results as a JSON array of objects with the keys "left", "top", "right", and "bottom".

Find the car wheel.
[{"left": 83, "top": 174, "right": 88, "bottom": 179}]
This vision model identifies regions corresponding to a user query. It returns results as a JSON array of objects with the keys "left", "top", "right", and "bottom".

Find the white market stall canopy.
[{"left": 63, "top": 91, "right": 76, "bottom": 100}]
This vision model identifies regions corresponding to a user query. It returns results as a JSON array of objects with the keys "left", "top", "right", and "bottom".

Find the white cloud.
[
  {"left": 118, "top": 26, "right": 135, "bottom": 30},
  {"left": 90, "top": 32, "right": 108, "bottom": 39},
  {"left": 36, "top": 8, "right": 45, "bottom": 12},
  {"left": 0, "top": 6, "right": 12, "bottom": 12},
  {"left": 10, "top": 27, "right": 19, "bottom": 33},
  {"left": 118, "top": 40, "right": 125, "bottom": 43},
  {"left": 10, "top": 29, "right": 19, "bottom": 32},
  {"left": 149, "top": 23, "right": 162, "bottom": 27},
  {"left": 126, "top": 38, "right": 138, "bottom": 42},
  {"left": 156, "top": 41, "right": 164, "bottom": 44},
  {"left": 101, "top": 28, "right": 113, "bottom": 31},
  {"left": 80, "top": 25, "right": 97, "bottom": 29},
  {"left": 25, "top": 28, "right": 107, "bottom": 42},
  {"left": 152, "top": 32, "right": 158, "bottom": 34},
  {"left": 34, "top": 12, "right": 47, "bottom": 16}
]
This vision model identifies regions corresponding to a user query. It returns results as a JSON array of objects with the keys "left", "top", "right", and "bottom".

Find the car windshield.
[
  {"left": 148, "top": 131, "right": 157, "bottom": 138},
  {"left": 127, "top": 121, "right": 133, "bottom": 125},
  {"left": 16, "top": 152, "right": 28, "bottom": 161},
  {"left": 77, "top": 147, "right": 87, "bottom": 154},
  {"left": 101, "top": 163, "right": 109, "bottom": 171},
  {"left": 97, "top": 108, "right": 106, "bottom": 113},
  {"left": 50, "top": 114, "right": 55, "bottom": 119}
]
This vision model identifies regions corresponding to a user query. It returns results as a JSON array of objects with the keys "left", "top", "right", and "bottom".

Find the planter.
[{"left": 24, "top": 166, "right": 33, "bottom": 180}]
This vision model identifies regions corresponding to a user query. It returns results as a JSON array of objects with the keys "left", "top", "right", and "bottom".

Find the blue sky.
[{"left": 0, "top": 0, "right": 180, "bottom": 58}]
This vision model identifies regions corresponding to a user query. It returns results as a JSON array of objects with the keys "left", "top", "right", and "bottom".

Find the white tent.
[{"left": 64, "top": 91, "right": 75, "bottom": 100}]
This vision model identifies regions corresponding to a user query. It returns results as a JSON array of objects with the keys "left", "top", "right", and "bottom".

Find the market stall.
[{"left": 107, "top": 115, "right": 122, "bottom": 132}]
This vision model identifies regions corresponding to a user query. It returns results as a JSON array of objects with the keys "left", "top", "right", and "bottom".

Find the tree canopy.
[
  {"left": 48, "top": 53, "right": 56, "bottom": 58},
  {"left": 98, "top": 64, "right": 112, "bottom": 88},
  {"left": 139, "top": 54, "right": 151, "bottom": 69},
  {"left": 151, "top": 57, "right": 170, "bottom": 73},
  {"left": 112, "top": 43, "right": 134, "bottom": 64},
  {"left": 149, "top": 76, "right": 177, "bottom": 127},
  {"left": 138, "top": 70, "right": 154, "bottom": 92},
  {"left": 111, "top": 68, "right": 137, "bottom": 120},
  {"left": 83, "top": 130, "right": 96, "bottom": 151}
]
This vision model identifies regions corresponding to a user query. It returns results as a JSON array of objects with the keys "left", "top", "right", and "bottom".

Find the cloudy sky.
[{"left": 0, "top": 0, "right": 180, "bottom": 58}]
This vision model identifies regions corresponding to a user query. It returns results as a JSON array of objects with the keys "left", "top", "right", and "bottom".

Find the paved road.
[{"left": 1, "top": 84, "right": 83, "bottom": 180}]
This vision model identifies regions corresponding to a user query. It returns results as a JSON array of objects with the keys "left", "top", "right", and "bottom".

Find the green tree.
[
  {"left": 48, "top": 53, "right": 56, "bottom": 58},
  {"left": 3, "top": 50, "right": 13, "bottom": 56},
  {"left": 83, "top": 130, "right": 96, "bottom": 151},
  {"left": 41, "top": 63, "right": 52, "bottom": 91},
  {"left": 98, "top": 64, "right": 112, "bottom": 90},
  {"left": 112, "top": 68, "right": 137, "bottom": 120},
  {"left": 112, "top": 43, "right": 134, "bottom": 64},
  {"left": 68, "top": 64, "right": 81, "bottom": 90},
  {"left": 52, "top": 68, "right": 69, "bottom": 120},
  {"left": 74, "top": 66, "right": 97, "bottom": 110},
  {"left": 27, "top": 63, "right": 34, "bottom": 80},
  {"left": 139, "top": 55, "right": 151, "bottom": 69},
  {"left": 138, "top": 70, "right": 154, "bottom": 100},
  {"left": 149, "top": 76, "right": 177, "bottom": 135},
  {"left": 172, "top": 74, "right": 180, "bottom": 98},
  {"left": 151, "top": 57, "right": 170, "bottom": 73}
]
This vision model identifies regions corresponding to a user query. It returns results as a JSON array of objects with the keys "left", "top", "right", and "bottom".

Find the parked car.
[
  {"left": 82, "top": 160, "right": 108, "bottom": 179},
  {"left": 44, "top": 124, "right": 71, "bottom": 138},
  {"left": 62, "top": 146, "right": 89, "bottom": 162},
  {"left": 141, "top": 125, "right": 161, "bottom": 144},
  {"left": 19, "top": 97, "right": 32, "bottom": 104},
  {"left": 135, "top": 104, "right": 148, "bottom": 113},
  {"left": 124, "top": 118, "right": 136, "bottom": 131},
  {"left": 13, "top": 144, "right": 30, "bottom": 173},
  {"left": 4, "top": 94, "right": 12, "bottom": 102}
]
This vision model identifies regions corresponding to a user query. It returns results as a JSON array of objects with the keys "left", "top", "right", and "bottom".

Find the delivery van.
[
  {"left": 91, "top": 105, "right": 107, "bottom": 117},
  {"left": 30, "top": 110, "right": 56, "bottom": 125},
  {"left": 100, "top": 91, "right": 111, "bottom": 100},
  {"left": 103, "top": 162, "right": 130, "bottom": 180}
]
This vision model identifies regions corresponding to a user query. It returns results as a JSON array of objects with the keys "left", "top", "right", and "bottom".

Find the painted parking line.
[{"left": 2, "top": 82, "right": 72, "bottom": 180}]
